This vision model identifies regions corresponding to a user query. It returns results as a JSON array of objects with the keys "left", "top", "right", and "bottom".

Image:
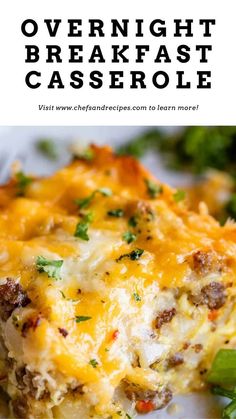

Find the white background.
[{"left": 0, "top": 0, "right": 235, "bottom": 125}]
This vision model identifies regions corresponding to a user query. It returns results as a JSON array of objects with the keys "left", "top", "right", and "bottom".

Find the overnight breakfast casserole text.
[{"left": 0, "top": 145, "right": 236, "bottom": 418}]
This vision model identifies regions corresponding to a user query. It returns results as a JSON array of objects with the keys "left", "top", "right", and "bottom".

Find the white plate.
[
  {"left": 0, "top": 127, "right": 225, "bottom": 418},
  {"left": 0, "top": 126, "right": 193, "bottom": 185}
]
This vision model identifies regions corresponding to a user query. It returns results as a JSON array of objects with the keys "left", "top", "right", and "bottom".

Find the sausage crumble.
[
  {"left": 192, "top": 250, "right": 223, "bottom": 276},
  {"left": 189, "top": 282, "right": 226, "bottom": 310},
  {"left": 167, "top": 353, "right": 184, "bottom": 368},
  {"left": 124, "top": 381, "right": 172, "bottom": 411},
  {"left": 0, "top": 279, "right": 31, "bottom": 321},
  {"left": 155, "top": 308, "right": 176, "bottom": 329}
]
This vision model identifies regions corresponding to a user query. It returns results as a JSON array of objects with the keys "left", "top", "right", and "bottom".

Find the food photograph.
[{"left": 0, "top": 126, "right": 236, "bottom": 419}]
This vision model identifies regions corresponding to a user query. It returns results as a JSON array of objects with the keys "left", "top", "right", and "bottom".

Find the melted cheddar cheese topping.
[{"left": 1, "top": 146, "right": 236, "bottom": 418}]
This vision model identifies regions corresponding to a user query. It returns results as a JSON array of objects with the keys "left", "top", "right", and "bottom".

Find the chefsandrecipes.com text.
[{"left": 38, "top": 104, "right": 200, "bottom": 112}]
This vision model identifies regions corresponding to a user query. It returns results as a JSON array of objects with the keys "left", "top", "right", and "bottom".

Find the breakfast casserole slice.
[{"left": 0, "top": 145, "right": 236, "bottom": 418}]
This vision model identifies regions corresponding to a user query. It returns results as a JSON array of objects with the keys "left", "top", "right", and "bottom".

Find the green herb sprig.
[
  {"left": 145, "top": 179, "right": 162, "bottom": 199},
  {"left": 107, "top": 209, "right": 124, "bottom": 217},
  {"left": 123, "top": 231, "right": 136, "bottom": 244},
  {"left": 75, "top": 316, "right": 92, "bottom": 323},
  {"left": 173, "top": 190, "right": 186, "bottom": 202},
  {"left": 36, "top": 256, "right": 63, "bottom": 280},
  {"left": 128, "top": 216, "right": 138, "bottom": 228},
  {"left": 75, "top": 188, "right": 112, "bottom": 209},
  {"left": 133, "top": 292, "right": 141, "bottom": 302},
  {"left": 208, "top": 349, "right": 236, "bottom": 419},
  {"left": 16, "top": 171, "right": 33, "bottom": 196},
  {"left": 116, "top": 248, "right": 144, "bottom": 262},
  {"left": 117, "top": 130, "right": 162, "bottom": 159},
  {"left": 74, "top": 212, "right": 94, "bottom": 241},
  {"left": 117, "top": 127, "right": 236, "bottom": 175},
  {"left": 74, "top": 147, "right": 95, "bottom": 161},
  {"left": 89, "top": 359, "right": 99, "bottom": 368},
  {"left": 36, "top": 139, "right": 58, "bottom": 160}
]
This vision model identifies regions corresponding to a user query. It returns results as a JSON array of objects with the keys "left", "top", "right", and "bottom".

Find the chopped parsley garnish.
[
  {"left": 75, "top": 188, "right": 112, "bottom": 209},
  {"left": 208, "top": 349, "right": 236, "bottom": 419},
  {"left": 173, "top": 189, "right": 186, "bottom": 202},
  {"left": 128, "top": 215, "right": 138, "bottom": 227},
  {"left": 107, "top": 208, "right": 124, "bottom": 217},
  {"left": 74, "top": 212, "right": 93, "bottom": 241},
  {"left": 16, "top": 171, "right": 33, "bottom": 196},
  {"left": 36, "top": 139, "right": 58, "bottom": 160},
  {"left": 75, "top": 194, "right": 95, "bottom": 210},
  {"left": 145, "top": 179, "right": 162, "bottom": 199},
  {"left": 126, "top": 414, "right": 132, "bottom": 419},
  {"left": 74, "top": 147, "right": 95, "bottom": 161},
  {"left": 133, "top": 292, "right": 141, "bottom": 302},
  {"left": 116, "top": 248, "right": 144, "bottom": 262},
  {"left": 129, "top": 249, "right": 144, "bottom": 260},
  {"left": 89, "top": 359, "right": 99, "bottom": 368},
  {"left": 74, "top": 221, "right": 89, "bottom": 241},
  {"left": 59, "top": 290, "right": 66, "bottom": 299},
  {"left": 123, "top": 231, "right": 136, "bottom": 244},
  {"left": 36, "top": 256, "right": 63, "bottom": 280},
  {"left": 75, "top": 316, "right": 92, "bottom": 323}
]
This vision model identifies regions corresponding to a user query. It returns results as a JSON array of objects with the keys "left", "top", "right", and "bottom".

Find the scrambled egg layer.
[{"left": 0, "top": 146, "right": 236, "bottom": 418}]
